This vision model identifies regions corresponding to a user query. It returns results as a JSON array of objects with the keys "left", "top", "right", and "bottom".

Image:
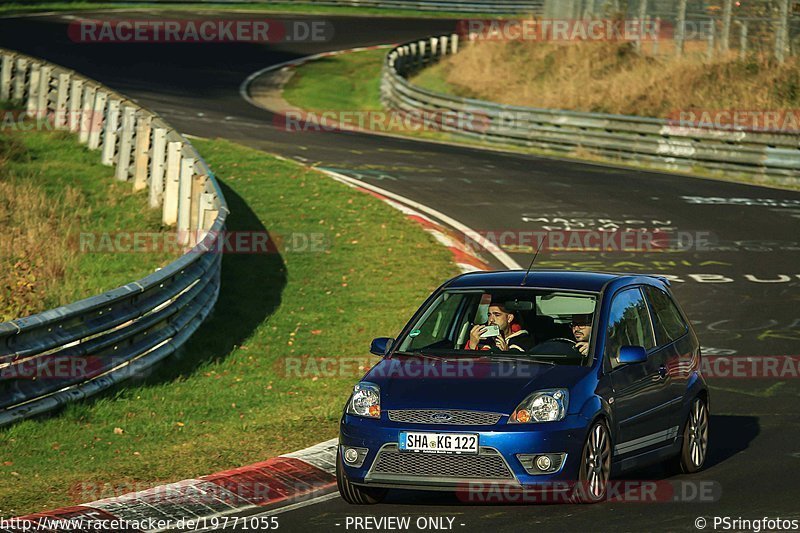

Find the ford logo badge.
[{"left": 431, "top": 413, "right": 452, "bottom": 422}]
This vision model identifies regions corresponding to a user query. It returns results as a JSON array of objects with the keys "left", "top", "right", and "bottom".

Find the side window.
[
  {"left": 605, "top": 287, "right": 656, "bottom": 368},
  {"left": 643, "top": 286, "right": 689, "bottom": 346},
  {"left": 403, "top": 292, "right": 465, "bottom": 350}
]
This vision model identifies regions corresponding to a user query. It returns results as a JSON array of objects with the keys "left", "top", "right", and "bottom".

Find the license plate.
[{"left": 398, "top": 432, "right": 478, "bottom": 454}]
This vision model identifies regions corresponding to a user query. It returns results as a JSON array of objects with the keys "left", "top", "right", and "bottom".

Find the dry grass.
[
  {"left": 0, "top": 137, "right": 86, "bottom": 321},
  {"left": 414, "top": 39, "right": 800, "bottom": 117}
]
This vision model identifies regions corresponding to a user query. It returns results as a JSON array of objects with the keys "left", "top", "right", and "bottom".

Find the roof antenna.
[{"left": 521, "top": 233, "right": 546, "bottom": 286}]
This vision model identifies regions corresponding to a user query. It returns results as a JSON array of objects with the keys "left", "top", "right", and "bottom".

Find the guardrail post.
[
  {"left": 775, "top": 0, "right": 789, "bottom": 63},
  {"left": 197, "top": 192, "right": 217, "bottom": 242},
  {"left": 451, "top": 33, "right": 459, "bottom": 54},
  {"left": 26, "top": 62, "right": 40, "bottom": 118},
  {"left": 409, "top": 42, "right": 418, "bottom": 70},
  {"left": 115, "top": 105, "right": 135, "bottom": 180},
  {"left": 0, "top": 55, "right": 11, "bottom": 101},
  {"left": 635, "top": 0, "right": 647, "bottom": 54},
  {"left": 55, "top": 72, "right": 70, "bottom": 129},
  {"left": 189, "top": 172, "right": 206, "bottom": 245},
  {"left": 429, "top": 37, "right": 437, "bottom": 58},
  {"left": 737, "top": 20, "right": 748, "bottom": 59},
  {"left": 178, "top": 156, "right": 196, "bottom": 245},
  {"left": 68, "top": 77, "right": 83, "bottom": 132},
  {"left": 439, "top": 35, "right": 448, "bottom": 57},
  {"left": 675, "top": 0, "right": 687, "bottom": 56},
  {"left": 12, "top": 57, "right": 27, "bottom": 101},
  {"left": 162, "top": 141, "right": 182, "bottom": 225},
  {"left": 706, "top": 23, "right": 715, "bottom": 61},
  {"left": 87, "top": 90, "right": 107, "bottom": 150},
  {"left": 149, "top": 127, "right": 167, "bottom": 208},
  {"left": 133, "top": 113, "right": 152, "bottom": 190},
  {"left": 101, "top": 98, "right": 120, "bottom": 166},
  {"left": 37, "top": 64, "right": 52, "bottom": 115},
  {"left": 79, "top": 84, "right": 96, "bottom": 144},
  {"left": 652, "top": 18, "right": 661, "bottom": 55},
  {"left": 720, "top": 0, "right": 732, "bottom": 52}
]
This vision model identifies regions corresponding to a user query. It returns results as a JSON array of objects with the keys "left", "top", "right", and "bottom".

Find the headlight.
[
  {"left": 509, "top": 389, "right": 568, "bottom": 423},
  {"left": 346, "top": 382, "right": 380, "bottom": 418}
]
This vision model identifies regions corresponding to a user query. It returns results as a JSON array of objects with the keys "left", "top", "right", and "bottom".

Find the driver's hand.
[
  {"left": 494, "top": 336, "right": 508, "bottom": 351},
  {"left": 575, "top": 342, "right": 589, "bottom": 356},
  {"left": 469, "top": 325, "right": 486, "bottom": 349}
]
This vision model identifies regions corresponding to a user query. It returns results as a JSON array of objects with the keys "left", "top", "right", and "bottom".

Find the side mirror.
[
  {"left": 370, "top": 337, "right": 394, "bottom": 356},
  {"left": 618, "top": 345, "right": 648, "bottom": 365}
]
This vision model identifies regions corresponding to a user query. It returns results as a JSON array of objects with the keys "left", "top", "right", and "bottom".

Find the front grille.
[
  {"left": 370, "top": 445, "right": 513, "bottom": 480},
  {"left": 387, "top": 410, "right": 502, "bottom": 425}
]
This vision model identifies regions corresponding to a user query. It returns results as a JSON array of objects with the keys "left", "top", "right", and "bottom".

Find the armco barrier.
[
  {"left": 381, "top": 34, "right": 800, "bottom": 185},
  {"left": 0, "top": 48, "right": 228, "bottom": 427}
]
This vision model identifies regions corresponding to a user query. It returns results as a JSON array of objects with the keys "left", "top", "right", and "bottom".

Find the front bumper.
[{"left": 339, "top": 412, "right": 589, "bottom": 490}]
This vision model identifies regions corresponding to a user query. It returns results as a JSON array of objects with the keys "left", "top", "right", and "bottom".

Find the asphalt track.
[{"left": 1, "top": 10, "right": 799, "bottom": 532}]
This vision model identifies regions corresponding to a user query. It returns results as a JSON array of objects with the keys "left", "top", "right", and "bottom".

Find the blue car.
[{"left": 337, "top": 270, "right": 710, "bottom": 504}]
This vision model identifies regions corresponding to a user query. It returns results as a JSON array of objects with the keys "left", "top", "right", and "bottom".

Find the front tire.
[
  {"left": 668, "top": 396, "right": 709, "bottom": 474},
  {"left": 572, "top": 420, "right": 612, "bottom": 503},
  {"left": 336, "top": 451, "right": 387, "bottom": 504}
]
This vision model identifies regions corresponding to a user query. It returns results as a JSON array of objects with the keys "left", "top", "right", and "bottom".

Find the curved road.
[{"left": 2, "top": 10, "right": 799, "bottom": 531}]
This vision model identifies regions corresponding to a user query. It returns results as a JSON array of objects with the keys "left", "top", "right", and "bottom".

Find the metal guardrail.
[
  {"left": 381, "top": 35, "right": 800, "bottom": 185},
  {"left": 0, "top": 48, "right": 228, "bottom": 427}
]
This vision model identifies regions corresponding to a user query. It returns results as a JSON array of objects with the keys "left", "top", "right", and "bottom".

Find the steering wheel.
[{"left": 549, "top": 337, "right": 577, "bottom": 345}]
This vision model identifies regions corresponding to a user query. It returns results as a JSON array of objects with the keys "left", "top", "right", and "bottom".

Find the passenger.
[
  {"left": 466, "top": 302, "right": 534, "bottom": 352},
  {"left": 571, "top": 313, "right": 593, "bottom": 356}
]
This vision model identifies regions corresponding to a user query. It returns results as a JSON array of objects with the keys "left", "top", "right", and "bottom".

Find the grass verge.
[
  {"left": 0, "top": 137, "right": 458, "bottom": 517},
  {"left": 0, "top": 119, "right": 176, "bottom": 322}
]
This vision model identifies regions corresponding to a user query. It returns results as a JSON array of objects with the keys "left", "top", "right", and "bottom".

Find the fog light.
[
  {"left": 535, "top": 455, "right": 552, "bottom": 471},
  {"left": 344, "top": 448, "right": 359, "bottom": 464}
]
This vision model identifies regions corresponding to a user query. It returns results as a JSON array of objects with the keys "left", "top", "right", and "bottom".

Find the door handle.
[{"left": 658, "top": 365, "right": 668, "bottom": 379}]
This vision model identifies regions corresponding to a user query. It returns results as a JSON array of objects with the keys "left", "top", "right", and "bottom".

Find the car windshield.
[{"left": 396, "top": 288, "right": 597, "bottom": 363}]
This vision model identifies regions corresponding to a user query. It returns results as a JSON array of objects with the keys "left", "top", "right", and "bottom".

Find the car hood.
[{"left": 363, "top": 355, "right": 591, "bottom": 414}]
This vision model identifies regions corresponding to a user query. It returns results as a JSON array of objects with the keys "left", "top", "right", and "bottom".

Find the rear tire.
[
  {"left": 572, "top": 420, "right": 612, "bottom": 503},
  {"left": 336, "top": 451, "right": 387, "bottom": 504},
  {"left": 668, "top": 396, "right": 709, "bottom": 475}
]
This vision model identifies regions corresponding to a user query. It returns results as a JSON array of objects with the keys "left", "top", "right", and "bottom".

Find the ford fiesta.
[{"left": 337, "top": 270, "right": 710, "bottom": 504}]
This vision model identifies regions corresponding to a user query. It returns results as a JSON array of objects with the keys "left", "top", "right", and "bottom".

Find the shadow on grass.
[{"left": 135, "top": 178, "right": 287, "bottom": 384}]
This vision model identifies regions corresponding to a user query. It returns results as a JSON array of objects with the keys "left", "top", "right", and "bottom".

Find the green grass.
[
  {"left": 0, "top": 1, "right": 527, "bottom": 18},
  {"left": 284, "top": 49, "right": 386, "bottom": 112},
  {"left": 0, "top": 120, "right": 176, "bottom": 321},
  {"left": 282, "top": 49, "right": 475, "bottom": 145},
  {"left": 0, "top": 137, "right": 458, "bottom": 517}
]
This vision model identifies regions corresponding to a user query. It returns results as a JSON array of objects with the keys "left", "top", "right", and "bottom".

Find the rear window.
[{"left": 643, "top": 286, "right": 689, "bottom": 345}]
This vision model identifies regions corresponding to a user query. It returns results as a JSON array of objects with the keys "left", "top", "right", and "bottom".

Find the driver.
[
  {"left": 571, "top": 313, "right": 593, "bottom": 356},
  {"left": 466, "top": 302, "right": 534, "bottom": 352}
]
